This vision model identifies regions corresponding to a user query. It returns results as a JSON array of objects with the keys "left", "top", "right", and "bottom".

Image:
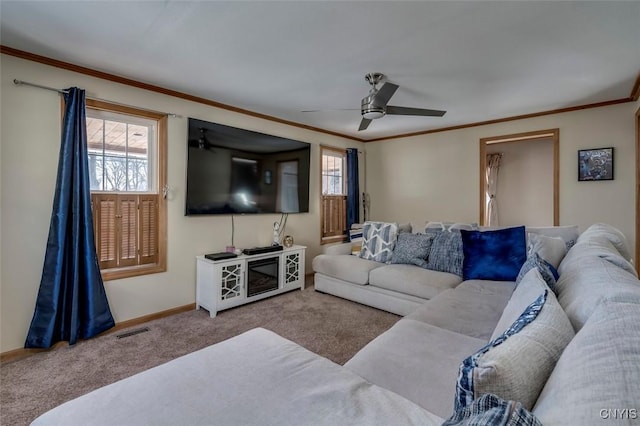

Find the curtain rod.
[{"left": 13, "top": 79, "right": 181, "bottom": 118}]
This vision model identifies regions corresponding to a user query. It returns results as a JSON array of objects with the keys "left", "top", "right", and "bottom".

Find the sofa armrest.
[{"left": 325, "top": 242, "right": 353, "bottom": 255}]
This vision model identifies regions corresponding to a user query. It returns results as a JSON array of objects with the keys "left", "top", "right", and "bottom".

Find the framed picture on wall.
[{"left": 578, "top": 147, "right": 614, "bottom": 181}]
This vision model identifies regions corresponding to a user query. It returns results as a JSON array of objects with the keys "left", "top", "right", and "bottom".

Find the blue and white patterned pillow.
[
  {"left": 455, "top": 291, "right": 548, "bottom": 411},
  {"left": 427, "top": 230, "right": 464, "bottom": 276},
  {"left": 516, "top": 252, "right": 558, "bottom": 293},
  {"left": 444, "top": 393, "right": 542, "bottom": 426},
  {"left": 359, "top": 221, "right": 398, "bottom": 263},
  {"left": 390, "top": 233, "right": 434, "bottom": 268},
  {"left": 425, "top": 221, "right": 478, "bottom": 234}
]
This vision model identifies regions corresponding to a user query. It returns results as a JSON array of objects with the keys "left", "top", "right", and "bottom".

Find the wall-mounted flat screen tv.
[{"left": 185, "top": 118, "right": 311, "bottom": 215}]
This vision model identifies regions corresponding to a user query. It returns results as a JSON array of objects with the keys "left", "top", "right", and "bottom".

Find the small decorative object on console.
[
  {"left": 272, "top": 221, "right": 281, "bottom": 245},
  {"left": 283, "top": 235, "right": 294, "bottom": 247}
]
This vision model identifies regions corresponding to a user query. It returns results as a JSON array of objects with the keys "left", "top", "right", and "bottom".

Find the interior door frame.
[
  {"left": 636, "top": 105, "right": 640, "bottom": 269},
  {"left": 479, "top": 128, "right": 560, "bottom": 226}
]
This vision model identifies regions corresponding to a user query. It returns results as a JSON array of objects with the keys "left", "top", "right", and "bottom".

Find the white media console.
[{"left": 196, "top": 245, "right": 306, "bottom": 317}]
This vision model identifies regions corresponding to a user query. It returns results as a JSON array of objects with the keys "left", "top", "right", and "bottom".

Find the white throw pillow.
[
  {"left": 491, "top": 268, "right": 549, "bottom": 340},
  {"left": 527, "top": 233, "right": 567, "bottom": 269},
  {"left": 455, "top": 269, "right": 575, "bottom": 411},
  {"left": 527, "top": 225, "right": 579, "bottom": 249}
]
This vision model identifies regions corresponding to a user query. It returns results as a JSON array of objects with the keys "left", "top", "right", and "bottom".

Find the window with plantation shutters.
[
  {"left": 91, "top": 194, "right": 159, "bottom": 270},
  {"left": 86, "top": 100, "right": 166, "bottom": 281},
  {"left": 138, "top": 194, "right": 158, "bottom": 265}
]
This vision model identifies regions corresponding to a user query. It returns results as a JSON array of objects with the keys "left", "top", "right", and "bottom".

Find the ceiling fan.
[{"left": 357, "top": 72, "right": 446, "bottom": 131}]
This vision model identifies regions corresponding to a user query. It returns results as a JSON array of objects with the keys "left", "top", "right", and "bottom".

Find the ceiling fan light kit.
[{"left": 361, "top": 104, "right": 385, "bottom": 120}]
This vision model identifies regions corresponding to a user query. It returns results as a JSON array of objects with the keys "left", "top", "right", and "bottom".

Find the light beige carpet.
[{"left": 0, "top": 280, "right": 399, "bottom": 425}]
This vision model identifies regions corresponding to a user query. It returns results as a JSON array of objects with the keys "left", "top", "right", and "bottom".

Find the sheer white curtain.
[{"left": 486, "top": 153, "right": 503, "bottom": 226}]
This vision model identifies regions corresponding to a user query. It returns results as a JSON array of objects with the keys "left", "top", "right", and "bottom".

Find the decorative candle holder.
[{"left": 283, "top": 235, "right": 294, "bottom": 248}]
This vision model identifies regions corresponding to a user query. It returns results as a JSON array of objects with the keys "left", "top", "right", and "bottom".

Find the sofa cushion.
[
  {"left": 444, "top": 393, "right": 542, "bottom": 426},
  {"left": 461, "top": 226, "right": 526, "bottom": 281},
  {"left": 559, "top": 231, "right": 637, "bottom": 278},
  {"left": 533, "top": 298, "right": 640, "bottom": 424},
  {"left": 577, "top": 222, "right": 633, "bottom": 262},
  {"left": 527, "top": 233, "right": 567, "bottom": 269},
  {"left": 554, "top": 255, "right": 640, "bottom": 331},
  {"left": 526, "top": 225, "right": 579, "bottom": 249},
  {"left": 345, "top": 318, "right": 485, "bottom": 419},
  {"left": 406, "top": 280, "right": 515, "bottom": 340},
  {"left": 455, "top": 270, "right": 575, "bottom": 411},
  {"left": 427, "top": 230, "right": 464, "bottom": 276},
  {"left": 324, "top": 242, "right": 352, "bottom": 256},
  {"left": 390, "top": 233, "right": 434, "bottom": 268},
  {"left": 312, "top": 254, "right": 383, "bottom": 285},
  {"left": 359, "top": 221, "right": 398, "bottom": 263},
  {"left": 515, "top": 253, "right": 558, "bottom": 294},
  {"left": 32, "top": 327, "right": 444, "bottom": 426},
  {"left": 369, "top": 264, "right": 462, "bottom": 300}
]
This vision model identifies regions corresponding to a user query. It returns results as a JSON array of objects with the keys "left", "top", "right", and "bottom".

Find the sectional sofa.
[
  {"left": 32, "top": 223, "right": 640, "bottom": 425},
  {"left": 312, "top": 222, "right": 579, "bottom": 316}
]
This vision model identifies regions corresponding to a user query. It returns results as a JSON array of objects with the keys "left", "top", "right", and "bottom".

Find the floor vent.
[{"left": 116, "top": 327, "right": 150, "bottom": 339}]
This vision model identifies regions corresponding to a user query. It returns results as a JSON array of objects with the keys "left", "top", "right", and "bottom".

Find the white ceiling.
[{"left": 1, "top": 1, "right": 639, "bottom": 140}]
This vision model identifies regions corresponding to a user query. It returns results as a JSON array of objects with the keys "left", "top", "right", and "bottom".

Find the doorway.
[{"left": 479, "top": 129, "right": 559, "bottom": 226}]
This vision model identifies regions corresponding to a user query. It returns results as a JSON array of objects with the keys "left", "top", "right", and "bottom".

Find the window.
[
  {"left": 321, "top": 149, "right": 345, "bottom": 195},
  {"left": 86, "top": 100, "right": 167, "bottom": 280},
  {"left": 320, "top": 146, "right": 347, "bottom": 244}
]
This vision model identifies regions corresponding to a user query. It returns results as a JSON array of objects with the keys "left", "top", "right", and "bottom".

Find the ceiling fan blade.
[
  {"left": 373, "top": 82, "right": 399, "bottom": 105},
  {"left": 358, "top": 118, "right": 372, "bottom": 131},
  {"left": 300, "top": 108, "right": 360, "bottom": 113},
  {"left": 386, "top": 106, "right": 446, "bottom": 117}
]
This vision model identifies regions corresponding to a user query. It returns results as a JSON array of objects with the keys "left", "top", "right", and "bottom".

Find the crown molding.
[
  {"left": 0, "top": 45, "right": 363, "bottom": 142},
  {"left": 2, "top": 45, "right": 637, "bottom": 143},
  {"left": 366, "top": 98, "right": 633, "bottom": 142}
]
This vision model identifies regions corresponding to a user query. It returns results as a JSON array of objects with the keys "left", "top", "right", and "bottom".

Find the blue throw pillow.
[
  {"left": 390, "top": 233, "right": 434, "bottom": 268},
  {"left": 461, "top": 226, "right": 527, "bottom": 281}
]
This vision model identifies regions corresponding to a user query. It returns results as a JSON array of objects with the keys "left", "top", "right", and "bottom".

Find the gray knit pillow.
[
  {"left": 390, "top": 233, "right": 434, "bottom": 268},
  {"left": 427, "top": 231, "right": 464, "bottom": 276}
]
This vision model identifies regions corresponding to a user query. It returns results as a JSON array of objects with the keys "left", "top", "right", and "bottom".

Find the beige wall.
[
  {"left": 0, "top": 55, "right": 362, "bottom": 352},
  {"left": 366, "top": 103, "right": 636, "bottom": 258},
  {"left": 486, "top": 139, "right": 554, "bottom": 226},
  {"left": 1, "top": 53, "right": 637, "bottom": 353}
]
